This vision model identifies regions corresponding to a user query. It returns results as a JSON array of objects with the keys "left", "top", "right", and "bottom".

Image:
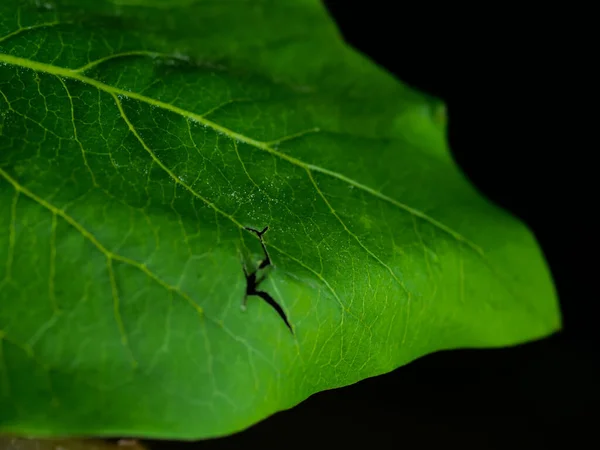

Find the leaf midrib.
[{"left": 0, "top": 52, "right": 481, "bottom": 256}]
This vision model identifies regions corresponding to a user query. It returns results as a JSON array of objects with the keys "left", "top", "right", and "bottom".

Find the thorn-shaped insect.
[{"left": 241, "top": 226, "right": 293, "bottom": 334}]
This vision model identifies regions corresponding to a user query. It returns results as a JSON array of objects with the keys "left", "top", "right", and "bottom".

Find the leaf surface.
[{"left": 0, "top": 0, "right": 560, "bottom": 439}]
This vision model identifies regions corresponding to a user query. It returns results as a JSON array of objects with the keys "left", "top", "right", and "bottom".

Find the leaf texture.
[{"left": 0, "top": 0, "right": 560, "bottom": 439}]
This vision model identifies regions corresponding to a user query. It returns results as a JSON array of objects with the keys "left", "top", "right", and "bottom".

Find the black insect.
[{"left": 242, "top": 226, "right": 293, "bottom": 334}]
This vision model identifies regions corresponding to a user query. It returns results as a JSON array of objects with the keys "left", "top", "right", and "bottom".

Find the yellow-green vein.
[{"left": 0, "top": 53, "right": 483, "bottom": 257}]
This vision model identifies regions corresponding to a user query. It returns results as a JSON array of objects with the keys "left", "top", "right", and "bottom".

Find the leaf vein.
[
  {"left": 0, "top": 53, "right": 483, "bottom": 257},
  {"left": 56, "top": 76, "right": 98, "bottom": 186},
  {"left": 111, "top": 92, "right": 245, "bottom": 231},
  {"left": 0, "top": 167, "right": 279, "bottom": 372},
  {"left": 307, "top": 168, "right": 411, "bottom": 299}
]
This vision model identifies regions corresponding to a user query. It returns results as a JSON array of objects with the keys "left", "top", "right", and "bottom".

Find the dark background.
[{"left": 150, "top": 3, "right": 594, "bottom": 449}]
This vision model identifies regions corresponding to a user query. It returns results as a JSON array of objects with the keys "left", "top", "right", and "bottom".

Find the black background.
[{"left": 149, "top": 3, "right": 595, "bottom": 449}]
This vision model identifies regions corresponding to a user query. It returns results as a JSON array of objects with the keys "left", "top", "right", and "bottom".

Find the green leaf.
[{"left": 0, "top": 0, "right": 560, "bottom": 440}]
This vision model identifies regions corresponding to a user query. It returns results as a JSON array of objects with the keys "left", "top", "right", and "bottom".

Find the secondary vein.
[{"left": 0, "top": 52, "right": 483, "bottom": 255}]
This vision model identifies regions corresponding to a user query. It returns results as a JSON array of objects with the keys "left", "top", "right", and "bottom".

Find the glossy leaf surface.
[{"left": 0, "top": 0, "right": 560, "bottom": 439}]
